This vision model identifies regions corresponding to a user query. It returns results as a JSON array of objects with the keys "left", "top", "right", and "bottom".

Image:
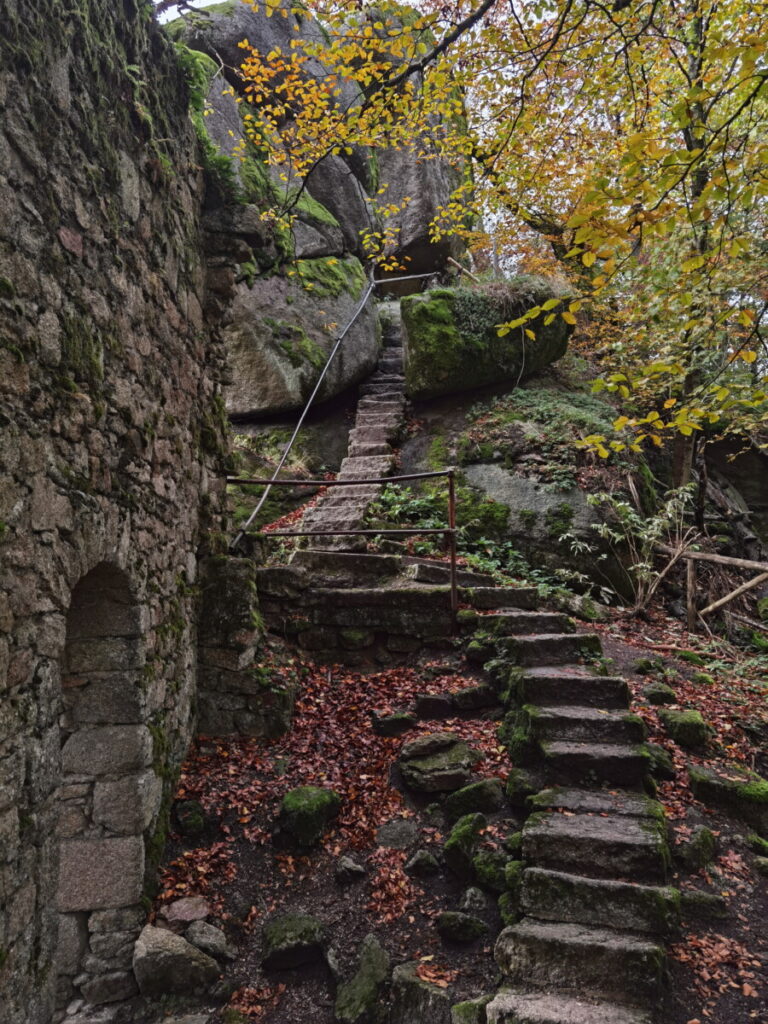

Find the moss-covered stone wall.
[{"left": 0, "top": 1, "right": 229, "bottom": 1020}]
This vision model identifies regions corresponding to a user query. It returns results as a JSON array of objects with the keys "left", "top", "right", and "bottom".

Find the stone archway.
[{"left": 55, "top": 563, "right": 160, "bottom": 1009}]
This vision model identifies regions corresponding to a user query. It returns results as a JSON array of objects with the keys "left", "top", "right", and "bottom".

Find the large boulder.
[
  {"left": 223, "top": 257, "right": 379, "bottom": 417},
  {"left": 401, "top": 279, "right": 572, "bottom": 400}
]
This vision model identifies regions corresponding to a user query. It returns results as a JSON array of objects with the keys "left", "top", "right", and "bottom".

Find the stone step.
[
  {"left": 464, "top": 610, "right": 573, "bottom": 636},
  {"left": 516, "top": 670, "right": 630, "bottom": 710},
  {"left": 352, "top": 415, "right": 403, "bottom": 431},
  {"left": 348, "top": 443, "right": 393, "bottom": 457},
  {"left": 464, "top": 586, "right": 539, "bottom": 610},
  {"left": 521, "top": 867, "right": 679, "bottom": 935},
  {"left": 348, "top": 426, "right": 399, "bottom": 445},
  {"left": 379, "top": 359, "right": 404, "bottom": 373},
  {"left": 288, "top": 549, "right": 401, "bottom": 583},
  {"left": 404, "top": 559, "right": 496, "bottom": 587},
  {"left": 522, "top": 811, "right": 669, "bottom": 883},
  {"left": 495, "top": 919, "right": 665, "bottom": 1006},
  {"left": 339, "top": 455, "right": 394, "bottom": 478},
  {"left": 529, "top": 706, "right": 647, "bottom": 745},
  {"left": 496, "top": 633, "right": 601, "bottom": 667},
  {"left": 539, "top": 741, "right": 649, "bottom": 788},
  {"left": 486, "top": 989, "right": 652, "bottom": 1024},
  {"left": 367, "top": 373, "right": 404, "bottom": 384},
  {"left": 527, "top": 787, "right": 663, "bottom": 820},
  {"left": 358, "top": 396, "right": 406, "bottom": 410},
  {"left": 358, "top": 383, "right": 403, "bottom": 397}
]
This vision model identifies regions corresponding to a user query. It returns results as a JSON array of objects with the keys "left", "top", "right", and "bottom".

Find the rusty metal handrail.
[
  {"left": 228, "top": 468, "right": 459, "bottom": 625},
  {"left": 229, "top": 270, "right": 436, "bottom": 552}
]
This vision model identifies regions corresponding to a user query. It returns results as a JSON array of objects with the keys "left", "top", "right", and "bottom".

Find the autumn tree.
[{"left": 197, "top": 0, "right": 768, "bottom": 473}]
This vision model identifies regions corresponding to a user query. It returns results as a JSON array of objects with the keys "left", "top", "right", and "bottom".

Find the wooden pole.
[
  {"left": 699, "top": 571, "right": 768, "bottom": 618},
  {"left": 447, "top": 256, "right": 481, "bottom": 284},
  {"left": 686, "top": 558, "right": 697, "bottom": 632},
  {"left": 656, "top": 544, "right": 768, "bottom": 574}
]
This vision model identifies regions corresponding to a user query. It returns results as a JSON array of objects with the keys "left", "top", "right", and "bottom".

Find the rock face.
[
  {"left": 402, "top": 280, "right": 572, "bottom": 399},
  {"left": 133, "top": 926, "right": 220, "bottom": 997}
]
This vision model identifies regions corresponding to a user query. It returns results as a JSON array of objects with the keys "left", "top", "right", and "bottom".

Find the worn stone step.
[
  {"left": 529, "top": 706, "right": 647, "bottom": 745},
  {"left": 358, "top": 383, "right": 403, "bottom": 397},
  {"left": 367, "top": 373, "right": 404, "bottom": 384},
  {"left": 521, "top": 867, "right": 679, "bottom": 935},
  {"left": 463, "top": 610, "right": 573, "bottom": 636},
  {"left": 352, "top": 415, "right": 403, "bottom": 431},
  {"left": 522, "top": 811, "right": 669, "bottom": 883},
  {"left": 348, "top": 443, "right": 393, "bottom": 457},
  {"left": 539, "top": 740, "right": 649, "bottom": 788},
  {"left": 527, "top": 787, "right": 663, "bottom": 820},
  {"left": 255, "top": 565, "right": 306, "bottom": 599},
  {"left": 495, "top": 919, "right": 665, "bottom": 1005},
  {"left": 464, "top": 586, "right": 539, "bottom": 610},
  {"left": 517, "top": 669, "right": 630, "bottom": 710},
  {"left": 339, "top": 455, "right": 394, "bottom": 478},
  {"left": 348, "top": 425, "right": 399, "bottom": 445},
  {"left": 486, "top": 989, "right": 652, "bottom": 1024},
  {"left": 358, "top": 395, "right": 405, "bottom": 410},
  {"left": 288, "top": 550, "right": 401, "bottom": 583},
  {"left": 496, "top": 633, "right": 601, "bottom": 667}
]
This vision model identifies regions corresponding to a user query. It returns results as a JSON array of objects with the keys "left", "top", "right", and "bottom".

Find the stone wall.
[{"left": 0, "top": 2, "right": 229, "bottom": 1020}]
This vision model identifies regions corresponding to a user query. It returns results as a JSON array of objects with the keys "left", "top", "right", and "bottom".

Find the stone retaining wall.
[{"left": 0, "top": 2, "right": 229, "bottom": 1020}]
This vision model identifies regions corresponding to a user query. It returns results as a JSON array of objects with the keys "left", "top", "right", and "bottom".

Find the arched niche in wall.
[{"left": 54, "top": 563, "right": 160, "bottom": 1009}]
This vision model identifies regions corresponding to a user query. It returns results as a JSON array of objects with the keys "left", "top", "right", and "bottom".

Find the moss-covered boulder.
[
  {"left": 443, "top": 779, "right": 505, "bottom": 823},
  {"left": 643, "top": 682, "right": 678, "bottom": 705},
  {"left": 443, "top": 813, "right": 486, "bottom": 879},
  {"left": 261, "top": 913, "right": 325, "bottom": 969},
  {"left": 278, "top": 785, "right": 341, "bottom": 848},
  {"left": 646, "top": 743, "right": 675, "bottom": 781},
  {"left": 402, "top": 280, "right": 571, "bottom": 400},
  {"left": 436, "top": 911, "right": 488, "bottom": 943},
  {"left": 334, "top": 934, "right": 390, "bottom": 1024},
  {"left": 390, "top": 961, "right": 452, "bottom": 1024},
  {"left": 689, "top": 764, "right": 768, "bottom": 833},
  {"left": 659, "top": 709, "right": 712, "bottom": 750},
  {"left": 450, "top": 995, "right": 492, "bottom": 1024},
  {"left": 399, "top": 732, "right": 473, "bottom": 793}
]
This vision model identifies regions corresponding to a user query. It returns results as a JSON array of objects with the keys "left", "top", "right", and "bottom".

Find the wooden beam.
[
  {"left": 699, "top": 571, "right": 768, "bottom": 618},
  {"left": 656, "top": 544, "right": 768, "bottom": 573}
]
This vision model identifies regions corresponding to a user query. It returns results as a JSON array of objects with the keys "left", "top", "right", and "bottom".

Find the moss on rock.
[
  {"left": 443, "top": 778, "right": 504, "bottom": 823},
  {"left": 659, "top": 709, "right": 712, "bottom": 750},
  {"left": 443, "top": 813, "right": 486, "bottom": 879},
  {"left": 334, "top": 933, "right": 390, "bottom": 1024},
  {"left": 279, "top": 785, "right": 341, "bottom": 848}
]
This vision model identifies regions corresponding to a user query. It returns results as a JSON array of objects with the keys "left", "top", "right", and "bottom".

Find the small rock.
[
  {"left": 444, "top": 779, "right": 504, "bottom": 823},
  {"left": 680, "top": 890, "right": 729, "bottom": 922},
  {"left": 376, "top": 818, "right": 419, "bottom": 850},
  {"left": 160, "top": 896, "right": 211, "bottom": 930},
  {"left": 261, "top": 913, "right": 325, "bottom": 970},
  {"left": 390, "top": 961, "right": 451, "bottom": 1024},
  {"left": 185, "top": 920, "right": 236, "bottom": 961},
  {"left": 675, "top": 826, "right": 717, "bottom": 871},
  {"left": 472, "top": 850, "right": 508, "bottom": 894},
  {"left": 633, "top": 656, "right": 664, "bottom": 675},
  {"left": 642, "top": 682, "right": 677, "bottom": 705},
  {"left": 405, "top": 849, "right": 440, "bottom": 877},
  {"left": 436, "top": 911, "right": 488, "bottom": 943},
  {"left": 278, "top": 786, "right": 341, "bottom": 848},
  {"left": 458, "top": 887, "right": 487, "bottom": 914},
  {"left": 443, "top": 814, "right": 486, "bottom": 880},
  {"left": 755, "top": 857, "right": 768, "bottom": 877},
  {"left": 646, "top": 743, "right": 675, "bottom": 781},
  {"left": 399, "top": 732, "right": 473, "bottom": 793},
  {"left": 334, "top": 934, "right": 390, "bottom": 1024},
  {"left": 335, "top": 856, "right": 366, "bottom": 884},
  {"left": 401, "top": 732, "right": 458, "bottom": 759},
  {"left": 372, "top": 711, "right": 417, "bottom": 737},
  {"left": 133, "top": 925, "right": 219, "bottom": 997},
  {"left": 415, "top": 694, "right": 454, "bottom": 719}
]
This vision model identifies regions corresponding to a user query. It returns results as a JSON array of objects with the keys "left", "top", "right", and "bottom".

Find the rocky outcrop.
[{"left": 401, "top": 279, "right": 572, "bottom": 399}]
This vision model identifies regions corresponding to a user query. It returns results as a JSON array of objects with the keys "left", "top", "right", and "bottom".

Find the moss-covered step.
[
  {"left": 495, "top": 633, "right": 602, "bottom": 668},
  {"left": 688, "top": 763, "right": 768, "bottom": 833},
  {"left": 459, "top": 610, "right": 573, "bottom": 636},
  {"left": 485, "top": 990, "right": 652, "bottom": 1024},
  {"left": 521, "top": 867, "right": 680, "bottom": 935},
  {"left": 520, "top": 705, "right": 647, "bottom": 745},
  {"left": 494, "top": 919, "right": 665, "bottom": 1006},
  {"left": 528, "top": 787, "right": 664, "bottom": 821},
  {"left": 539, "top": 741, "right": 650, "bottom": 789},
  {"left": 515, "top": 668, "right": 630, "bottom": 710},
  {"left": 407, "top": 561, "right": 498, "bottom": 587},
  {"left": 522, "top": 812, "right": 669, "bottom": 883}
]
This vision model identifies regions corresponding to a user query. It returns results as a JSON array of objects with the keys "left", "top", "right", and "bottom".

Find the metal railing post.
[{"left": 448, "top": 470, "right": 458, "bottom": 630}]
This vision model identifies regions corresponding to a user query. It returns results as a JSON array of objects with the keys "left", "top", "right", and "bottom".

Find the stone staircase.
[
  {"left": 250, "top": 302, "right": 679, "bottom": 1020},
  {"left": 300, "top": 301, "right": 406, "bottom": 544}
]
